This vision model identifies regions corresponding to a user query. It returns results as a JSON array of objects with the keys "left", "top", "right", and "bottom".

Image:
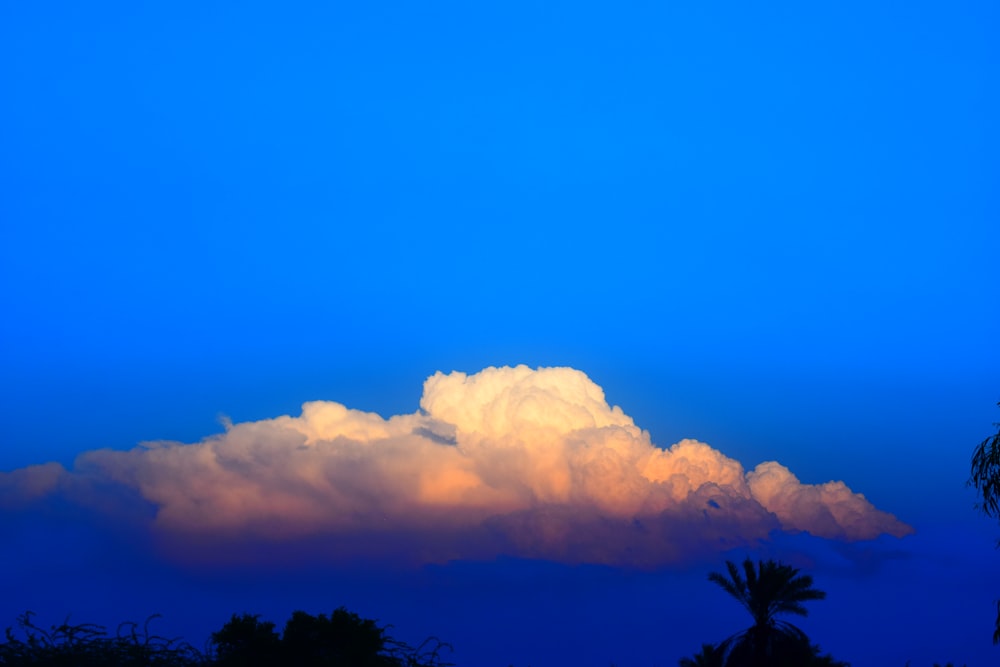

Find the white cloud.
[{"left": 0, "top": 365, "right": 912, "bottom": 566}]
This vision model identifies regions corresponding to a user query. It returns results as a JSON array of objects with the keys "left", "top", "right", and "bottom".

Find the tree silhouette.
[
  {"left": 209, "top": 608, "right": 452, "bottom": 667},
  {"left": 970, "top": 402, "right": 1000, "bottom": 517},
  {"left": 1, "top": 607, "right": 452, "bottom": 667},
  {"left": 707, "top": 558, "right": 826, "bottom": 667},
  {"left": 678, "top": 643, "right": 724, "bottom": 667},
  {"left": 210, "top": 613, "right": 280, "bottom": 667},
  {"left": 280, "top": 608, "right": 395, "bottom": 667},
  {"left": 968, "top": 401, "right": 1000, "bottom": 643}
]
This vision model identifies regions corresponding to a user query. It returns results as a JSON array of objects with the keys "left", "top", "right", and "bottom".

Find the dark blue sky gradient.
[{"left": 1, "top": 1, "right": 999, "bottom": 665}]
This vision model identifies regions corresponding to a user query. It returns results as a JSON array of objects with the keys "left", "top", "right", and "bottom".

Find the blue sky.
[{"left": 1, "top": 1, "right": 999, "bottom": 665}]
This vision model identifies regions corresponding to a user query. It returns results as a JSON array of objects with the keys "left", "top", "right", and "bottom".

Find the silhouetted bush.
[
  {"left": 1, "top": 608, "right": 452, "bottom": 667},
  {"left": 209, "top": 608, "right": 452, "bottom": 667},
  {"left": 0, "top": 611, "right": 206, "bottom": 666},
  {"left": 209, "top": 614, "right": 279, "bottom": 667}
]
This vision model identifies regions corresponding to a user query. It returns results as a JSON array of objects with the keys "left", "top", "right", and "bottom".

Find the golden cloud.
[{"left": 0, "top": 366, "right": 913, "bottom": 567}]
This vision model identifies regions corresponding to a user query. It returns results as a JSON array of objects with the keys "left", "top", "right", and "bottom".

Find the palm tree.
[
  {"left": 708, "top": 558, "right": 826, "bottom": 667},
  {"left": 679, "top": 643, "right": 724, "bottom": 667}
]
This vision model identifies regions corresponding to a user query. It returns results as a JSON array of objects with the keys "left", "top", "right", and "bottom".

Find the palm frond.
[
  {"left": 707, "top": 561, "right": 753, "bottom": 617},
  {"left": 708, "top": 557, "right": 829, "bottom": 665}
]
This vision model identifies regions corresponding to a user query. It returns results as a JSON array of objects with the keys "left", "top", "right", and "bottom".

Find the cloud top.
[{"left": 0, "top": 366, "right": 912, "bottom": 567}]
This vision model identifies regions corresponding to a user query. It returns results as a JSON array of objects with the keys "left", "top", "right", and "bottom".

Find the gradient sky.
[{"left": 1, "top": 1, "right": 999, "bottom": 665}]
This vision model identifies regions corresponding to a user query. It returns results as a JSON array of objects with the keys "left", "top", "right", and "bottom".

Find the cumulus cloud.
[{"left": 0, "top": 366, "right": 912, "bottom": 567}]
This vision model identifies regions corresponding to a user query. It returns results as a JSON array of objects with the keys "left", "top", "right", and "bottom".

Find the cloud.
[
  {"left": 0, "top": 365, "right": 912, "bottom": 567},
  {"left": 746, "top": 461, "right": 910, "bottom": 541},
  {"left": 0, "top": 463, "right": 65, "bottom": 509}
]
